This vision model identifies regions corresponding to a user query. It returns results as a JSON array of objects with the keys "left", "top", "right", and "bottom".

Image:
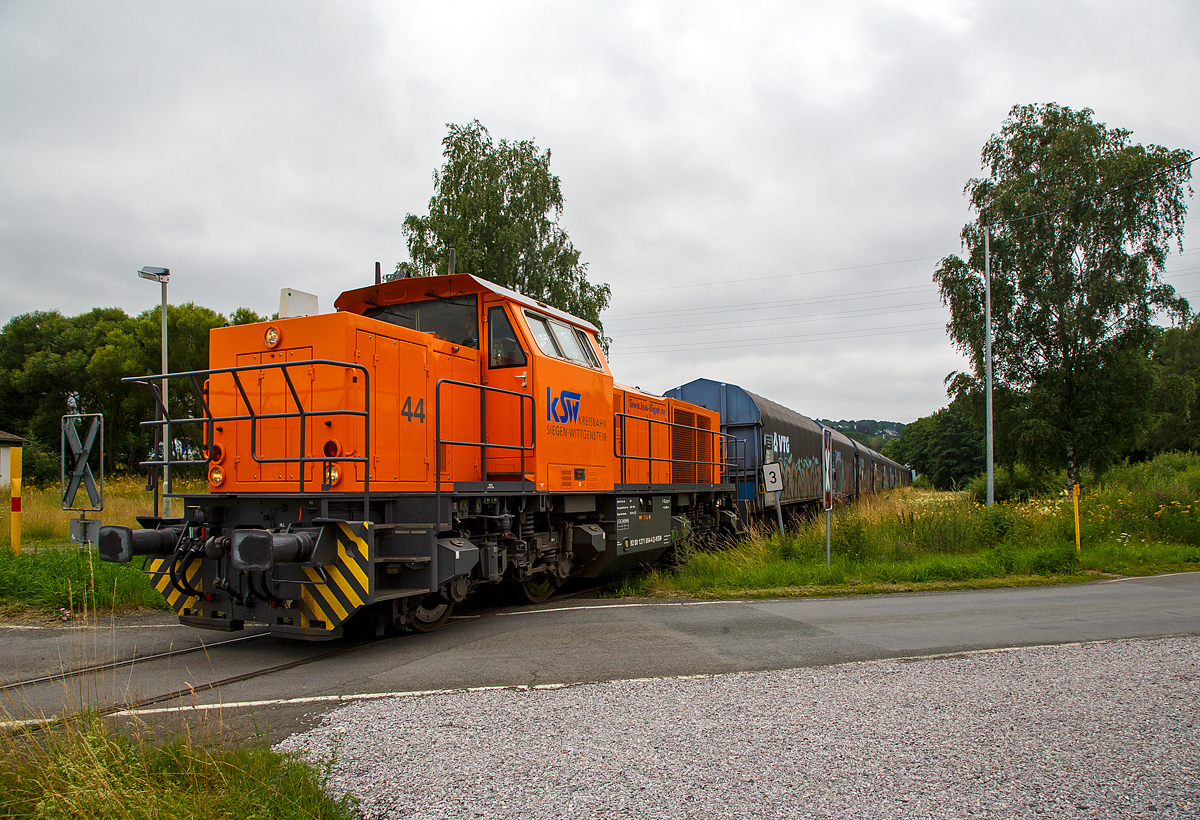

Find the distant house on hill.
[{"left": 0, "top": 431, "right": 23, "bottom": 490}]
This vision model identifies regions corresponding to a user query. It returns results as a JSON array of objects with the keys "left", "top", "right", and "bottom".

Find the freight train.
[
  {"left": 97, "top": 272, "right": 908, "bottom": 639},
  {"left": 664, "top": 380, "right": 910, "bottom": 512}
]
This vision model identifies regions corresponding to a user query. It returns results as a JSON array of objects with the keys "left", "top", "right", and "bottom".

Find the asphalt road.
[{"left": 3, "top": 572, "right": 1197, "bottom": 741}]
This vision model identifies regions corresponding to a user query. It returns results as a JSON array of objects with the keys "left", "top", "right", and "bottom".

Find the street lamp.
[
  {"left": 983, "top": 229, "right": 994, "bottom": 508},
  {"left": 138, "top": 266, "right": 171, "bottom": 515}
]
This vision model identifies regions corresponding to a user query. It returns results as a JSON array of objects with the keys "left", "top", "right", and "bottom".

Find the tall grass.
[
  {"left": 625, "top": 452, "right": 1200, "bottom": 598},
  {"left": 0, "top": 476, "right": 188, "bottom": 615},
  {"left": 0, "top": 543, "right": 168, "bottom": 615},
  {"left": 1, "top": 475, "right": 207, "bottom": 548},
  {"left": 0, "top": 716, "right": 358, "bottom": 819}
]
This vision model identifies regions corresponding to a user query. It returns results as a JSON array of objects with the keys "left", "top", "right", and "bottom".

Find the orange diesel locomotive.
[{"left": 99, "top": 274, "right": 741, "bottom": 638}]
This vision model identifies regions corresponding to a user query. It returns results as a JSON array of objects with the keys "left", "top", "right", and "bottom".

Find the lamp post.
[
  {"left": 138, "top": 266, "right": 171, "bottom": 515},
  {"left": 984, "top": 228, "right": 994, "bottom": 508}
]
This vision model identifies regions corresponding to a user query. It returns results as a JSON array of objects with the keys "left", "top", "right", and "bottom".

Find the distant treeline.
[
  {"left": 882, "top": 321, "right": 1200, "bottom": 491},
  {"left": 0, "top": 304, "right": 268, "bottom": 484},
  {"left": 817, "top": 419, "right": 905, "bottom": 453}
]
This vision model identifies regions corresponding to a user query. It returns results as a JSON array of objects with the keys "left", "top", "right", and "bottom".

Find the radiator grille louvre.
[
  {"left": 673, "top": 409, "right": 696, "bottom": 484},
  {"left": 696, "top": 415, "right": 712, "bottom": 484}
]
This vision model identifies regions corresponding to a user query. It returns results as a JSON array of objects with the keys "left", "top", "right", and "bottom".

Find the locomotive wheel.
[
  {"left": 406, "top": 595, "right": 453, "bottom": 633},
  {"left": 519, "top": 576, "right": 556, "bottom": 604}
]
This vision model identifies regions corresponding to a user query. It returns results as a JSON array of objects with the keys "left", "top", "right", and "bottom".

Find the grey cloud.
[{"left": 1, "top": 0, "right": 1195, "bottom": 423}]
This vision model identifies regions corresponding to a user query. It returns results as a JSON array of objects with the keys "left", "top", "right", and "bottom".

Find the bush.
[
  {"left": 14, "top": 434, "right": 60, "bottom": 488},
  {"left": 1030, "top": 543, "right": 1080, "bottom": 575},
  {"left": 966, "top": 463, "right": 1052, "bottom": 504}
]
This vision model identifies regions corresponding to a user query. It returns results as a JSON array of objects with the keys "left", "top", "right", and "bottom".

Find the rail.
[
  {"left": 123, "top": 358, "right": 371, "bottom": 518},
  {"left": 612, "top": 411, "right": 742, "bottom": 488},
  {"left": 434, "top": 378, "right": 537, "bottom": 532}
]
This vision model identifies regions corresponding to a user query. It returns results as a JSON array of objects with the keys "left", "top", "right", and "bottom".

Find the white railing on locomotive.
[
  {"left": 123, "top": 359, "right": 373, "bottom": 511},
  {"left": 611, "top": 411, "right": 738, "bottom": 486}
]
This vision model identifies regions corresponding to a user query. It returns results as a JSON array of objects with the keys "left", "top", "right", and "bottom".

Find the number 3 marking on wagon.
[{"left": 402, "top": 396, "right": 425, "bottom": 422}]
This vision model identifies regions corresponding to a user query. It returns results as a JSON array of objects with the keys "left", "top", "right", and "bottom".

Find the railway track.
[
  {"left": 0, "top": 631, "right": 270, "bottom": 694},
  {"left": 1, "top": 584, "right": 605, "bottom": 731}
]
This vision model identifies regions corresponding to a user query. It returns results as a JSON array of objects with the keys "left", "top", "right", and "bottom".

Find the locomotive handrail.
[
  {"left": 433, "top": 377, "right": 536, "bottom": 534},
  {"left": 612, "top": 411, "right": 741, "bottom": 488},
  {"left": 123, "top": 358, "right": 372, "bottom": 519}
]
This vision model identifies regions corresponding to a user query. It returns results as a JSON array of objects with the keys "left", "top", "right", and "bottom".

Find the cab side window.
[
  {"left": 523, "top": 310, "right": 603, "bottom": 370},
  {"left": 488, "top": 306, "right": 527, "bottom": 368}
]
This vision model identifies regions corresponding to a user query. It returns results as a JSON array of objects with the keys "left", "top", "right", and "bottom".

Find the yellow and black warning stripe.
[
  {"left": 299, "top": 521, "right": 372, "bottom": 631},
  {"left": 145, "top": 556, "right": 200, "bottom": 613}
]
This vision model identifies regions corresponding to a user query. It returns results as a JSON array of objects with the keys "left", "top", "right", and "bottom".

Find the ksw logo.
[{"left": 547, "top": 388, "right": 582, "bottom": 424}]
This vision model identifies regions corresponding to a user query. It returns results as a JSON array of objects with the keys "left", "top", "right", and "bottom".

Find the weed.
[
  {"left": 0, "top": 715, "right": 359, "bottom": 819},
  {"left": 0, "top": 476, "right": 193, "bottom": 615},
  {"left": 624, "top": 452, "right": 1200, "bottom": 599}
]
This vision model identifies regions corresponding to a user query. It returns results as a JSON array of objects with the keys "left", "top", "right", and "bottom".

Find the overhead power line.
[
  {"left": 607, "top": 283, "right": 938, "bottom": 322},
  {"left": 619, "top": 254, "right": 941, "bottom": 295},
  {"left": 616, "top": 301, "right": 944, "bottom": 338},
  {"left": 617, "top": 320, "right": 946, "bottom": 354}
]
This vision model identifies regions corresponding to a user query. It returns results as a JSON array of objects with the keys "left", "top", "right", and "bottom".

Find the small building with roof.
[{"left": 0, "top": 431, "right": 24, "bottom": 490}]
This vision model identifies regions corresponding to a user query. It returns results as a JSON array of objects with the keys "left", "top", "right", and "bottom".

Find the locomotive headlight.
[
  {"left": 264, "top": 326, "right": 281, "bottom": 348},
  {"left": 209, "top": 464, "right": 225, "bottom": 487},
  {"left": 327, "top": 464, "right": 341, "bottom": 485}
]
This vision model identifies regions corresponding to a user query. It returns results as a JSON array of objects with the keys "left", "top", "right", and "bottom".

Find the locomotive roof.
[{"left": 334, "top": 273, "right": 600, "bottom": 333}]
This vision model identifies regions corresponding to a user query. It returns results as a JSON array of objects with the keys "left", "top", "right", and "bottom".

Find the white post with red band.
[
  {"left": 823, "top": 429, "right": 832, "bottom": 566},
  {"left": 9, "top": 444, "right": 20, "bottom": 555}
]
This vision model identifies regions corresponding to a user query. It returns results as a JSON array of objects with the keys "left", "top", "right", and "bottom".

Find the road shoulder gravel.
[{"left": 278, "top": 635, "right": 1199, "bottom": 819}]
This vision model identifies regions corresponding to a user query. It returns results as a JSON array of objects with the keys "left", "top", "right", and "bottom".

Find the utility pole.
[{"left": 984, "top": 227, "right": 994, "bottom": 507}]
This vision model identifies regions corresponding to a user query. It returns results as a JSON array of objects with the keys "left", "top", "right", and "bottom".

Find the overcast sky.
[{"left": 2, "top": 0, "right": 1197, "bottom": 423}]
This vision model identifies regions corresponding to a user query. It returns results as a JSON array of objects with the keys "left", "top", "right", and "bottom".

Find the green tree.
[
  {"left": 1141, "top": 321, "right": 1200, "bottom": 454},
  {"left": 229, "top": 307, "right": 270, "bottom": 326},
  {"left": 401, "top": 120, "right": 611, "bottom": 339},
  {"left": 883, "top": 399, "right": 983, "bottom": 490},
  {"left": 0, "top": 303, "right": 231, "bottom": 474},
  {"left": 935, "top": 103, "right": 1193, "bottom": 486}
]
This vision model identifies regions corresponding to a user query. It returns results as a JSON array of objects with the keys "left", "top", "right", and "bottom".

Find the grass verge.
[
  {"left": 616, "top": 452, "right": 1200, "bottom": 599},
  {"left": 0, "top": 475, "right": 204, "bottom": 616},
  {"left": 0, "top": 716, "right": 357, "bottom": 819},
  {"left": 0, "top": 542, "right": 168, "bottom": 617}
]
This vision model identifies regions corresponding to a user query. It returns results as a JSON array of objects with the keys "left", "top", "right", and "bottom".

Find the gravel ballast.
[{"left": 277, "top": 636, "right": 1199, "bottom": 819}]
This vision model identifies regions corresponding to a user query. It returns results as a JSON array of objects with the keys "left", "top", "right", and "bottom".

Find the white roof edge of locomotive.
[{"left": 463, "top": 274, "right": 600, "bottom": 334}]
